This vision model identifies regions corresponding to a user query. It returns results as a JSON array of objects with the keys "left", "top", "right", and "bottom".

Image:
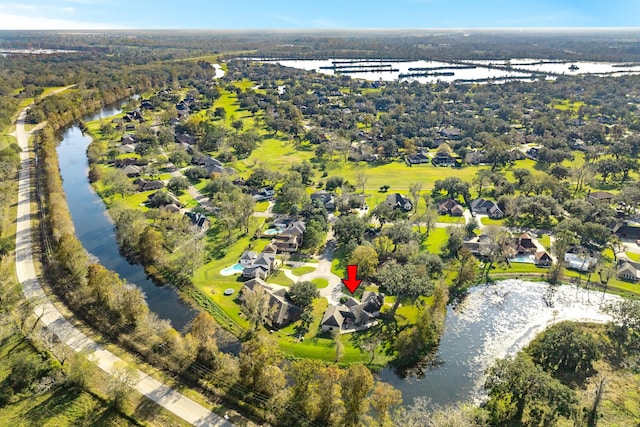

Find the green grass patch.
[
  {"left": 267, "top": 269, "right": 293, "bottom": 287},
  {"left": 625, "top": 251, "right": 640, "bottom": 262},
  {"left": 538, "top": 234, "right": 551, "bottom": 250},
  {"left": 423, "top": 227, "right": 449, "bottom": 254},
  {"left": 437, "top": 215, "right": 465, "bottom": 224},
  {"left": 480, "top": 217, "right": 506, "bottom": 226},
  {"left": 550, "top": 99, "right": 585, "bottom": 113},
  {"left": 291, "top": 266, "right": 316, "bottom": 276},
  {"left": 311, "top": 278, "right": 329, "bottom": 288},
  {"left": 255, "top": 200, "right": 270, "bottom": 213}
]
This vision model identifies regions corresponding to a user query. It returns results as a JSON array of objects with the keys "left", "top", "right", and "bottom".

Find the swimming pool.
[
  {"left": 263, "top": 228, "right": 282, "bottom": 235},
  {"left": 508, "top": 255, "right": 534, "bottom": 263},
  {"left": 220, "top": 263, "right": 244, "bottom": 276}
]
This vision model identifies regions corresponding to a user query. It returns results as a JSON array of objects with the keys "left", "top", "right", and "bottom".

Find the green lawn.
[
  {"left": 311, "top": 278, "right": 329, "bottom": 289},
  {"left": 423, "top": 227, "right": 449, "bottom": 254},
  {"left": 255, "top": 200, "right": 270, "bottom": 212},
  {"left": 480, "top": 217, "right": 506, "bottom": 226},
  {"left": 437, "top": 215, "right": 465, "bottom": 224},
  {"left": 291, "top": 266, "right": 316, "bottom": 276},
  {"left": 538, "top": 234, "right": 551, "bottom": 251},
  {"left": 625, "top": 251, "right": 640, "bottom": 262}
]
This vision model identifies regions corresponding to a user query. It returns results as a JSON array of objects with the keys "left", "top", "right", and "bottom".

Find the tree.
[
  {"left": 443, "top": 226, "right": 465, "bottom": 259},
  {"left": 485, "top": 354, "right": 577, "bottom": 426},
  {"left": 286, "top": 359, "right": 323, "bottom": 419},
  {"left": 369, "top": 382, "right": 402, "bottom": 426},
  {"left": 316, "top": 365, "right": 344, "bottom": 425},
  {"left": 376, "top": 260, "right": 433, "bottom": 315},
  {"left": 138, "top": 225, "right": 164, "bottom": 264},
  {"left": 432, "top": 177, "right": 470, "bottom": 201},
  {"left": 373, "top": 236, "right": 395, "bottom": 262},
  {"left": 167, "top": 176, "right": 189, "bottom": 194},
  {"left": 65, "top": 351, "right": 93, "bottom": 390},
  {"left": 349, "top": 245, "right": 379, "bottom": 278},
  {"left": 169, "top": 149, "right": 191, "bottom": 167},
  {"left": 526, "top": 321, "right": 599, "bottom": 376},
  {"left": 108, "top": 362, "right": 138, "bottom": 411},
  {"left": 450, "top": 252, "right": 477, "bottom": 299},
  {"left": 239, "top": 335, "right": 285, "bottom": 396},
  {"left": 341, "top": 364, "right": 374, "bottom": 426},
  {"left": 333, "top": 214, "right": 366, "bottom": 248},
  {"left": 106, "top": 169, "right": 134, "bottom": 198},
  {"left": 382, "top": 220, "right": 419, "bottom": 245},
  {"left": 512, "top": 168, "right": 532, "bottom": 186},
  {"left": 242, "top": 285, "right": 269, "bottom": 331},
  {"left": 356, "top": 169, "right": 368, "bottom": 195},
  {"left": 287, "top": 281, "right": 319, "bottom": 310}
]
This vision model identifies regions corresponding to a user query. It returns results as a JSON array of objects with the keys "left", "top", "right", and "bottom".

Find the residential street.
[{"left": 13, "top": 105, "right": 232, "bottom": 427}]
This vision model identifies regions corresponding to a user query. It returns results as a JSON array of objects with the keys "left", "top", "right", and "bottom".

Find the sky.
[{"left": 0, "top": 0, "right": 639, "bottom": 30}]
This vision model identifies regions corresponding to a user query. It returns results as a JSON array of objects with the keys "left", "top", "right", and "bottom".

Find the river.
[{"left": 56, "top": 105, "right": 197, "bottom": 331}]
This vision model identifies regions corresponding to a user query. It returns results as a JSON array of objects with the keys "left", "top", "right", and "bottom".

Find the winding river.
[
  {"left": 56, "top": 106, "right": 621, "bottom": 408},
  {"left": 56, "top": 106, "right": 197, "bottom": 331}
]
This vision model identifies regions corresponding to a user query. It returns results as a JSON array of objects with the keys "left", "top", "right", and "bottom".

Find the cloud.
[{"left": 0, "top": 12, "right": 123, "bottom": 29}]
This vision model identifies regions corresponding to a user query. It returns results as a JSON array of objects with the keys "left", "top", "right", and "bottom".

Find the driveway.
[{"left": 14, "top": 105, "right": 231, "bottom": 427}]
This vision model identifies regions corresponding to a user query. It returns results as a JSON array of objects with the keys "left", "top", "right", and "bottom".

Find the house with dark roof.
[
  {"left": 239, "top": 251, "right": 258, "bottom": 266},
  {"left": 586, "top": 190, "right": 615, "bottom": 203},
  {"left": 383, "top": 193, "right": 413, "bottom": 212},
  {"left": 534, "top": 251, "right": 553, "bottom": 267},
  {"left": 310, "top": 191, "right": 336, "bottom": 211},
  {"left": 613, "top": 221, "right": 640, "bottom": 240},
  {"left": 465, "top": 150, "right": 488, "bottom": 165},
  {"left": 320, "top": 291, "right": 384, "bottom": 333},
  {"left": 515, "top": 232, "right": 537, "bottom": 254},
  {"left": 239, "top": 278, "right": 302, "bottom": 328},
  {"left": 431, "top": 151, "right": 458, "bottom": 167},
  {"left": 470, "top": 198, "right": 504, "bottom": 219},
  {"left": 406, "top": 151, "right": 430, "bottom": 165},
  {"left": 438, "top": 199, "right": 464, "bottom": 216},
  {"left": 121, "top": 134, "right": 136, "bottom": 145},
  {"left": 175, "top": 132, "right": 196, "bottom": 145},
  {"left": 252, "top": 188, "right": 275, "bottom": 201},
  {"left": 134, "top": 178, "right": 165, "bottom": 192},
  {"left": 184, "top": 212, "right": 210, "bottom": 231},
  {"left": 462, "top": 234, "right": 494, "bottom": 257},
  {"left": 273, "top": 220, "right": 306, "bottom": 253}
]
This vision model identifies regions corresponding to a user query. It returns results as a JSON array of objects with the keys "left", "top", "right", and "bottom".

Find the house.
[
  {"left": 525, "top": 147, "right": 540, "bottom": 160},
  {"left": 439, "top": 127, "right": 461, "bottom": 139},
  {"left": 159, "top": 203, "right": 181, "bottom": 214},
  {"left": 239, "top": 251, "right": 258, "bottom": 266},
  {"left": 564, "top": 247, "right": 598, "bottom": 272},
  {"left": 438, "top": 199, "right": 464, "bottom": 216},
  {"left": 470, "top": 198, "right": 504, "bottom": 219},
  {"left": 462, "top": 234, "right": 494, "bottom": 257},
  {"left": 122, "top": 165, "right": 141, "bottom": 177},
  {"left": 140, "top": 99, "right": 153, "bottom": 110},
  {"left": 515, "top": 232, "right": 537, "bottom": 254},
  {"left": 133, "top": 178, "right": 164, "bottom": 192},
  {"left": 406, "top": 151, "right": 430, "bottom": 165},
  {"left": 118, "top": 144, "right": 137, "bottom": 154},
  {"left": 239, "top": 278, "right": 302, "bottom": 328},
  {"left": 115, "top": 158, "right": 140, "bottom": 168},
  {"left": 617, "top": 262, "right": 640, "bottom": 282},
  {"left": 242, "top": 252, "right": 277, "bottom": 279},
  {"left": 262, "top": 243, "right": 278, "bottom": 255},
  {"left": 310, "top": 191, "right": 336, "bottom": 211},
  {"left": 121, "top": 134, "right": 136, "bottom": 145},
  {"left": 431, "top": 151, "right": 458, "bottom": 167},
  {"left": 320, "top": 291, "right": 384, "bottom": 333},
  {"left": 383, "top": 193, "right": 413, "bottom": 212},
  {"left": 465, "top": 150, "right": 488, "bottom": 165},
  {"left": 534, "top": 251, "right": 553, "bottom": 267},
  {"left": 253, "top": 188, "right": 275, "bottom": 201},
  {"left": 175, "top": 132, "right": 196, "bottom": 145},
  {"left": 586, "top": 190, "right": 615, "bottom": 203},
  {"left": 273, "top": 220, "right": 306, "bottom": 253},
  {"left": 613, "top": 221, "right": 640, "bottom": 240},
  {"left": 184, "top": 212, "right": 210, "bottom": 231},
  {"left": 192, "top": 155, "right": 226, "bottom": 175}
]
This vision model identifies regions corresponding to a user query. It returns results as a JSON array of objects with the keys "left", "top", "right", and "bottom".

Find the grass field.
[
  {"left": 423, "top": 228, "right": 449, "bottom": 254},
  {"left": 437, "top": 215, "right": 465, "bottom": 224},
  {"left": 311, "top": 278, "right": 329, "bottom": 288},
  {"left": 625, "top": 251, "right": 640, "bottom": 262},
  {"left": 291, "top": 266, "right": 316, "bottom": 276},
  {"left": 480, "top": 217, "right": 506, "bottom": 226}
]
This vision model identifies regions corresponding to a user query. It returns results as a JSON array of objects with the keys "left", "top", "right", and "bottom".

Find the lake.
[
  {"left": 255, "top": 57, "right": 640, "bottom": 83},
  {"left": 382, "top": 279, "right": 620, "bottom": 406}
]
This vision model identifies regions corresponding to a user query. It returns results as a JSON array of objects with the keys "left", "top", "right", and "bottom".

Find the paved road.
[{"left": 14, "top": 106, "right": 231, "bottom": 427}]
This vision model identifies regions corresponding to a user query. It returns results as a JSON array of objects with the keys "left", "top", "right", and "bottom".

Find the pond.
[{"left": 382, "top": 279, "right": 620, "bottom": 407}]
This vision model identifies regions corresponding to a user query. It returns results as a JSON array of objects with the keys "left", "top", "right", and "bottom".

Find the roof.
[
  {"left": 587, "top": 191, "right": 615, "bottom": 201},
  {"left": 535, "top": 251, "right": 552, "bottom": 261},
  {"left": 240, "top": 251, "right": 258, "bottom": 261},
  {"left": 184, "top": 212, "right": 209, "bottom": 228},
  {"left": 384, "top": 193, "right": 413, "bottom": 211},
  {"left": 321, "top": 305, "right": 344, "bottom": 328}
]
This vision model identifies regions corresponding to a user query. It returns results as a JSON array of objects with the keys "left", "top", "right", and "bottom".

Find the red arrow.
[{"left": 342, "top": 265, "right": 362, "bottom": 294}]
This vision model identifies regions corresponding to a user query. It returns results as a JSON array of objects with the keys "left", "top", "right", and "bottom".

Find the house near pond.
[
  {"left": 320, "top": 291, "right": 384, "bottom": 334},
  {"left": 239, "top": 278, "right": 301, "bottom": 328}
]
